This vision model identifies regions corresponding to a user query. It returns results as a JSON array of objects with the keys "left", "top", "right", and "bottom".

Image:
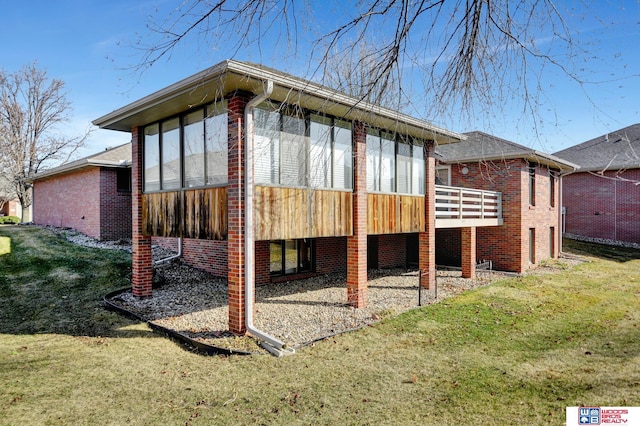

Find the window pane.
[
  {"left": 281, "top": 114, "right": 307, "bottom": 187},
  {"left": 298, "top": 239, "right": 312, "bottom": 271},
  {"left": 270, "top": 241, "right": 283, "bottom": 274},
  {"left": 284, "top": 239, "right": 297, "bottom": 274},
  {"left": 183, "top": 110, "right": 205, "bottom": 188},
  {"left": 255, "top": 107, "right": 280, "bottom": 184},
  {"left": 205, "top": 103, "right": 228, "bottom": 185},
  {"left": 380, "top": 132, "right": 395, "bottom": 192},
  {"left": 412, "top": 143, "right": 425, "bottom": 195},
  {"left": 143, "top": 124, "right": 160, "bottom": 192},
  {"left": 161, "top": 118, "right": 181, "bottom": 190},
  {"left": 366, "top": 131, "right": 380, "bottom": 191},
  {"left": 397, "top": 140, "right": 411, "bottom": 194},
  {"left": 333, "top": 120, "right": 352, "bottom": 190},
  {"left": 310, "top": 115, "right": 331, "bottom": 188}
]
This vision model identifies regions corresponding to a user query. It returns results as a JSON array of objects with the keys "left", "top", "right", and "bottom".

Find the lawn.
[{"left": 0, "top": 225, "right": 638, "bottom": 425}]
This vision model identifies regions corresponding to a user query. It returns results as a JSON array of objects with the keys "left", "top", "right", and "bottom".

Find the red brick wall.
[
  {"left": 377, "top": 234, "right": 407, "bottom": 268},
  {"left": 100, "top": 169, "right": 132, "bottom": 240},
  {"left": 153, "top": 236, "right": 228, "bottom": 277},
  {"left": 0, "top": 200, "right": 19, "bottom": 217},
  {"left": 33, "top": 168, "right": 102, "bottom": 239},
  {"left": 562, "top": 169, "right": 640, "bottom": 244},
  {"left": 255, "top": 240, "right": 271, "bottom": 286},
  {"left": 32, "top": 167, "right": 131, "bottom": 240},
  {"left": 316, "top": 237, "right": 347, "bottom": 274},
  {"left": 435, "top": 228, "right": 461, "bottom": 266},
  {"left": 442, "top": 159, "right": 561, "bottom": 273}
]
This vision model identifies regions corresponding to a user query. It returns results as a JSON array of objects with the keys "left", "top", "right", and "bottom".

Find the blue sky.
[{"left": 2, "top": 0, "right": 639, "bottom": 160}]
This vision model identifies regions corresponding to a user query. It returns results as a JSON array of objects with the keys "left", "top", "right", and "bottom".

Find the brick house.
[
  {"left": 31, "top": 143, "right": 132, "bottom": 240},
  {"left": 0, "top": 175, "right": 21, "bottom": 218},
  {"left": 436, "top": 131, "right": 577, "bottom": 273},
  {"left": 93, "top": 60, "right": 506, "bottom": 350},
  {"left": 554, "top": 124, "right": 640, "bottom": 244},
  {"left": 0, "top": 199, "right": 20, "bottom": 217}
]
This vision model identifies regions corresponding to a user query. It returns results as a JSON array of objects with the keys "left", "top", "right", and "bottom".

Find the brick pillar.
[
  {"left": 461, "top": 227, "right": 476, "bottom": 279},
  {"left": 227, "top": 93, "right": 250, "bottom": 334},
  {"left": 347, "top": 121, "right": 367, "bottom": 307},
  {"left": 419, "top": 140, "right": 436, "bottom": 289},
  {"left": 131, "top": 126, "right": 153, "bottom": 297}
]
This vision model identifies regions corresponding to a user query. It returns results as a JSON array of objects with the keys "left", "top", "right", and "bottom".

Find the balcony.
[{"left": 435, "top": 185, "right": 503, "bottom": 228}]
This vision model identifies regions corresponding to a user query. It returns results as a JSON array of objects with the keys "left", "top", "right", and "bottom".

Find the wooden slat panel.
[
  {"left": 143, "top": 187, "right": 227, "bottom": 240},
  {"left": 143, "top": 191, "right": 183, "bottom": 237},
  {"left": 367, "top": 193, "right": 425, "bottom": 234},
  {"left": 254, "top": 186, "right": 352, "bottom": 240},
  {"left": 183, "top": 187, "right": 227, "bottom": 240}
]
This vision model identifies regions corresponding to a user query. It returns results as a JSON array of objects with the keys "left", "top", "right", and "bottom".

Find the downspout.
[
  {"left": 155, "top": 237, "right": 183, "bottom": 265},
  {"left": 244, "top": 80, "right": 295, "bottom": 357},
  {"left": 557, "top": 167, "right": 577, "bottom": 254}
]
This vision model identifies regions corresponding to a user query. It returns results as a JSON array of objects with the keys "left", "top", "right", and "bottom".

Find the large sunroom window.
[
  {"left": 254, "top": 103, "right": 352, "bottom": 190},
  {"left": 367, "top": 129, "right": 425, "bottom": 195},
  {"left": 143, "top": 100, "right": 228, "bottom": 192}
]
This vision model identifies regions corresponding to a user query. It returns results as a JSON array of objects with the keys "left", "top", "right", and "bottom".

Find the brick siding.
[
  {"left": 100, "top": 169, "right": 132, "bottom": 240},
  {"left": 562, "top": 169, "right": 640, "bottom": 244},
  {"left": 441, "top": 159, "right": 561, "bottom": 273},
  {"left": 32, "top": 167, "right": 131, "bottom": 240},
  {"left": 377, "top": 234, "right": 407, "bottom": 268},
  {"left": 33, "top": 168, "right": 102, "bottom": 239}
]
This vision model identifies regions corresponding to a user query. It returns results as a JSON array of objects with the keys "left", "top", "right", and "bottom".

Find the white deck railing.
[{"left": 435, "top": 185, "right": 502, "bottom": 227}]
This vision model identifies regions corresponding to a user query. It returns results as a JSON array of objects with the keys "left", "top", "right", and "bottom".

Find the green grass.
[{"left": 1, "top": 225, "right": 639, "bottom": 425}]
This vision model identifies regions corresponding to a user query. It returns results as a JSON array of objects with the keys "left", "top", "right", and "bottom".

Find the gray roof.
[
  {"left": 553, "top": 123, "right": 640, "bottom": 171},
  {"left": 31, "top": 142, "right": 131, "bottom": 181},
  {"left": 437, "top": 131, "right": 578, "bottom": 172}
]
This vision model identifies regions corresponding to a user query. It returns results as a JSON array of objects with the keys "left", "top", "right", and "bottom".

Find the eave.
[{"left": 93, "top": 60, "right": 464, "bottom": 145}]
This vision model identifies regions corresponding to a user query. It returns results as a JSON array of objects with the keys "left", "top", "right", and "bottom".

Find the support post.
[
  {"left": 419, "top": 140, "right": 436, "bottom": 289},
  {"left": 131, "top": 126, "right": 152, "bottom": 297},
  {"left": 461, "top": 226, "right": 477, "bottom": 279},
  {"left": 347, "top": 121, "right": 367, "bottom": 307}
]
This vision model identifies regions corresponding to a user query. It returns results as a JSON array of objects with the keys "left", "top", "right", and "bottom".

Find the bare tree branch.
[{"left": 0, "top": 63, "right": 90, "bottom": 220}]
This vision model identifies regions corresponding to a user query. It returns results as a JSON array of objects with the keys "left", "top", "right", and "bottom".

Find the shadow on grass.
[
  {"left": 0, "top": 225, "right": 157, "bottom": 340},
  {"left": 563, "top": 237, "right": 640, "bottom": 262}
]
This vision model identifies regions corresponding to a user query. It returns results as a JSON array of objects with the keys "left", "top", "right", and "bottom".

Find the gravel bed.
[
  {"left": 107, "top": 263, "right": 510, "bottom": 354},
  {"left": 40, "top": 225, "right": 583, "bottom": 354}
]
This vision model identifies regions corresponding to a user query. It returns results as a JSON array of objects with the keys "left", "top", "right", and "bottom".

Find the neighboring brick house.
[
  {"left": 554, "top": 124, "right": 640, "bottom": 244},
  {"left": 93, "top": 60, "right": 505, "bottom": 346},
  {"left": 31, "top": 143, "right": 132, "bottom": 240},
  {"left": 436, "top": 131, "right": 577, "bottom": 273},
  {"left": 0, "top": 199, "right": 20, "bottom": 217}
]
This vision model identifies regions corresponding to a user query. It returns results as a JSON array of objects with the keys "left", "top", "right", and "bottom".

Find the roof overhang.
[
  {"left": 93, "top": 60, "right": 464, "bottom": 145},
  {"left": 441, "top": 150, "right": 580, "bottom": 173},
  {"left": 29, "top": 158, "right": 130, "bottom": 182}
]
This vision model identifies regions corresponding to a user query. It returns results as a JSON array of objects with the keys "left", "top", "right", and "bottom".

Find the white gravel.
[
  {"left": 42, "top": 224, "right": 584, "bottom": 354},
  {"left": 107, "top": 261, "right": 508, "bottom": 353}
]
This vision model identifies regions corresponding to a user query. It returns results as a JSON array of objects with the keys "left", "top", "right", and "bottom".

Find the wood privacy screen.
[
  {"left": 254, "top": 186, "right": 353, "bottom": 241},
  {"left": 367, "top": 193, "right": 426, "bottom": 234},
  {"left": 142, "top": 186, "right": 353, "bottom": 241},
  {"left": 142, "top": 187, "right": 227, "bottom": 239}
]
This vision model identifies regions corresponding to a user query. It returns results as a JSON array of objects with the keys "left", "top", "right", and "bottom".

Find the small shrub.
[{"left": 0, "top": 216, "right": 20, "bottom": 224}]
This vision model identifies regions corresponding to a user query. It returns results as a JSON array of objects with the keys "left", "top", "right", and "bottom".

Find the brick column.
[
  {"left": 131, "top": 126, "right": 153, "bottom": 297},
  {"left": 227, "top": 93, "right": 250, "bottom": 334},
  {"left": 461, "top": 227, "right": 476, "bottom": 279},
  {"left": 347, "top": 121, "right": 368, "bottom": 307},
  {"left": 419, "top": 140, "right": 436, "bottom": 289}
]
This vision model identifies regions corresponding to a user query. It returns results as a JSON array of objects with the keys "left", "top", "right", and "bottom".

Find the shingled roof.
[
  {"left": 30, "top": 142, "right": 131, "bottom": 181},
  {"left": 437, "top": 131, "right": 577, "bottom": 171},
  {"left": 553, "top": 124, "right": 640, "bottom": 172}
]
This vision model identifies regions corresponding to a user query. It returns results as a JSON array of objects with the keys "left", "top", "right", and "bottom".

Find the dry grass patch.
[{"left": 1, "top": 227, "right": 639, "bottom": 425}]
